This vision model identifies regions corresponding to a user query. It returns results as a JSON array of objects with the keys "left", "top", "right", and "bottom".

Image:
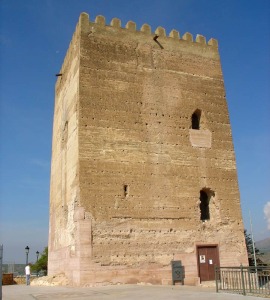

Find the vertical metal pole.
[
  {"left": 215, "top": 266, "right": 219, "bottom": 293},
  {"left": 249, "top": 210, "right": 258, "bottom": 287},
  {"left": 247, "top": 267, "right": 252, "bottom": 293},
  {"left": 240, "top": 264, "right": 246, "bottom": 296},
  {"left": 249, "top": 211, "right": 257, "bottom": 269},
  {"left": 0, "top": 244, "right": 3, "bottom": 300}
]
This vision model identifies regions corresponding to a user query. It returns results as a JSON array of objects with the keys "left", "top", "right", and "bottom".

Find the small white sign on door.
[
  {"left": 209, "top": 259, "right": 213, "bottom": 265},
  {"left": 200, "top": 255, "right": 206, "bottom": 263}
]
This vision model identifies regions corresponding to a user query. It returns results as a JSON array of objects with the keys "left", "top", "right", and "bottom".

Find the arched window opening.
[
  {"left": 200, "top": 190, "right": 210, "bottom": 221},
  {"left": 192, "top": 110, "right": 201, "bottom": 130}
]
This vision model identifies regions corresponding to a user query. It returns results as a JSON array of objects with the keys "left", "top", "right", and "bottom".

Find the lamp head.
[{"left": 25, "top": 246, "right": 29, "bottom": 254}]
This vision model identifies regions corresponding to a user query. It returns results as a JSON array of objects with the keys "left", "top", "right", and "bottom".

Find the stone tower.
[{"left": 48, "top": 12, "right": 248, "bottom": 286}]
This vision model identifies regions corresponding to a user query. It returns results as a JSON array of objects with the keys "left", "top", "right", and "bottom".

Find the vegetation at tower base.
[
  {"left": 31, "top": 247, "right": 48, "bottom": 275},
  {"left": 48, "top": 12, "right": 248, "bottom": 286},
  {"left": 244, "top": 231, "right": 270, "bottom": 267},
  {"left": 244, "top": 230, "right": 262, "bottom": 266}
]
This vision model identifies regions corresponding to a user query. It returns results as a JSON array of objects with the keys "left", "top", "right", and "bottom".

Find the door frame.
[{"left": 196, "top": 244, "right": 220, "bottom": 282}]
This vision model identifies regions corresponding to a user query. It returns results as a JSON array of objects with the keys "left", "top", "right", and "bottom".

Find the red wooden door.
[{"left": 198, "top": 246, "right": 219, "bottom": 281}]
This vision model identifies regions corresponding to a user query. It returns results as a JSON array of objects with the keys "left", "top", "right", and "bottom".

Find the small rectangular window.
[{"left": 124, "top": 184, "right": 129, "bottom": 198}]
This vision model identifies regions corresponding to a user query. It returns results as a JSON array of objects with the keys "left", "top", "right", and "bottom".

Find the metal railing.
[{"left": 215, "top": 265, "right": 270, "bottom": 297}]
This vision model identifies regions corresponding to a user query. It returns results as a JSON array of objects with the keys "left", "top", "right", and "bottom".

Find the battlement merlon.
[{"left": 78, "top": 12, "right": 218, "bottom": 48}]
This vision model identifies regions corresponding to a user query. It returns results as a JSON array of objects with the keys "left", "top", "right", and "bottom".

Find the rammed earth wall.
[{"left": 48, "top": 12, "right": 248, "bottom": 286}]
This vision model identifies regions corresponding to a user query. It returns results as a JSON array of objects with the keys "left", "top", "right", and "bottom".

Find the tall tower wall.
[
  {"left": 48, "top": 22, "right": 82, "bottom": 280},
  {"left": 48, "top": 12, "right": 248, "bottom": 286}
]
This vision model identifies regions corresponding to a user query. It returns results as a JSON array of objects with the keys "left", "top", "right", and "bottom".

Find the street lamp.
[
  {"left": 25, "top": 246, "right": 29, "bottom": 265},
  {"left": 36, "top": 251, "right": 39, "bottom": 262}
]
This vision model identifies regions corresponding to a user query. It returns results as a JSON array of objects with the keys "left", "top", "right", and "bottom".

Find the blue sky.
[{"left": 0, "top": 0, "right": 269, "bottom": 264}]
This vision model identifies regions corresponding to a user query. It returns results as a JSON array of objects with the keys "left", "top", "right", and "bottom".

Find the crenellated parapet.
[{"left": 79, "top": 12, "right": 218, "bottom": 48}]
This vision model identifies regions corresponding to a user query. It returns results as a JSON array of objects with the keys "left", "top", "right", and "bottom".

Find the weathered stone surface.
[
  {"left": 31, "top": 274, "right": 69, "bottom": 286},
  {"left": 48, "top": 12, "right": 248, "bottom": 287}
]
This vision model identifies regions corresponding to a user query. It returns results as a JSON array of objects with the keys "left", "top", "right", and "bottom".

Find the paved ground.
[{"left": 2, "top": 284, "right": 266, "bottom": 300}]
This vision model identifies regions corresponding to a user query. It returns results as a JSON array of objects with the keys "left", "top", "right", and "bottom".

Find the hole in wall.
[
  {"left": 191, "top": 109, "right": 201, "bottom": 129},
  {"left": 123, "top": 184, "right": 129, "bottom": 198},
  {"left": 200, "top": 189, "right": 215, "bottom": 221}
]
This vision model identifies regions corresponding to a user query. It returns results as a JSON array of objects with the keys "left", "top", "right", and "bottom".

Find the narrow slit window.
[
  {"left": 62, "top": 121, "right": 68, "bottom": 143},
  {"left": 200, "top": 190, "right": 210, "bottom": 221},
  {"left": 191, "top": 110, "right": 201, "bottom": 130},
  {"left": 124, "top": 184, "right": 129, "bottom": 198}
]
